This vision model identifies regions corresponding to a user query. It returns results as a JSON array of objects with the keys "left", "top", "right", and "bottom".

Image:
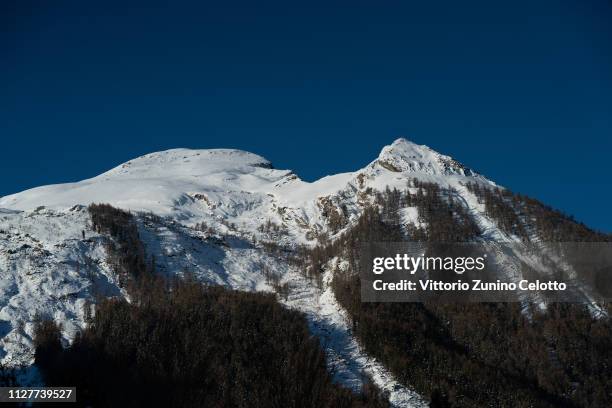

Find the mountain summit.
[
  {"left": 374, "top": 138, "right": 476, "bottom": 177},
  {"left": 0, "top": 148, "right": 289, "bottom": 215}
]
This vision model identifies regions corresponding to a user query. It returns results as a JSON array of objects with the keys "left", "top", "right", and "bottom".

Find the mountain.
[
  {"left": 0, "top": 139, "right": 493, "bottom": 244},
  {"left": 0, "top": 139, "right": 607, "bottom": 407}
]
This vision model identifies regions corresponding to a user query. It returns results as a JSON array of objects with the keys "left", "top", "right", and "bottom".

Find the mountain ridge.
[{"left": 0, "top": 138, "right": 488, "bottom": 211}]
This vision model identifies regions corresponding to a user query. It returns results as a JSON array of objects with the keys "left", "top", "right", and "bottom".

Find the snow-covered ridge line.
[{"left": 0, "top": 138, "right": 493, "bottom": 246}]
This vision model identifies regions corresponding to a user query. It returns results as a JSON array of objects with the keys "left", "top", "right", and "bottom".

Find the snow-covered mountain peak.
[
  {"left": 101, "top": 148, "right": 274, "bottom": 180},
  {"left": 373, "top": 137, "right": 477, "bottom": 177},
  {"left": 0, "top": 148, "right": 289, "bottom": 214},
  {"left": 386, "top": 137, "right": 432, "bottom": 153}
]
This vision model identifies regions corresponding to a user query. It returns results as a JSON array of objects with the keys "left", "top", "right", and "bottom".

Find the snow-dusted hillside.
[{"left": 0, "top": 138, "right": 582, "bottom": 407}]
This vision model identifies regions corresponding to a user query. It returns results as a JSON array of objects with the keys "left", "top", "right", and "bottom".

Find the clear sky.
[{"left": 2, "top": 1, "right": 611, "bottom": 231}]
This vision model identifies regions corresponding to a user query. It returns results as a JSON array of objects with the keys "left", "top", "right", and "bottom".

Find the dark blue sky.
[{"left": 2, "top": 1, "right": 611, "bottom": 231}]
